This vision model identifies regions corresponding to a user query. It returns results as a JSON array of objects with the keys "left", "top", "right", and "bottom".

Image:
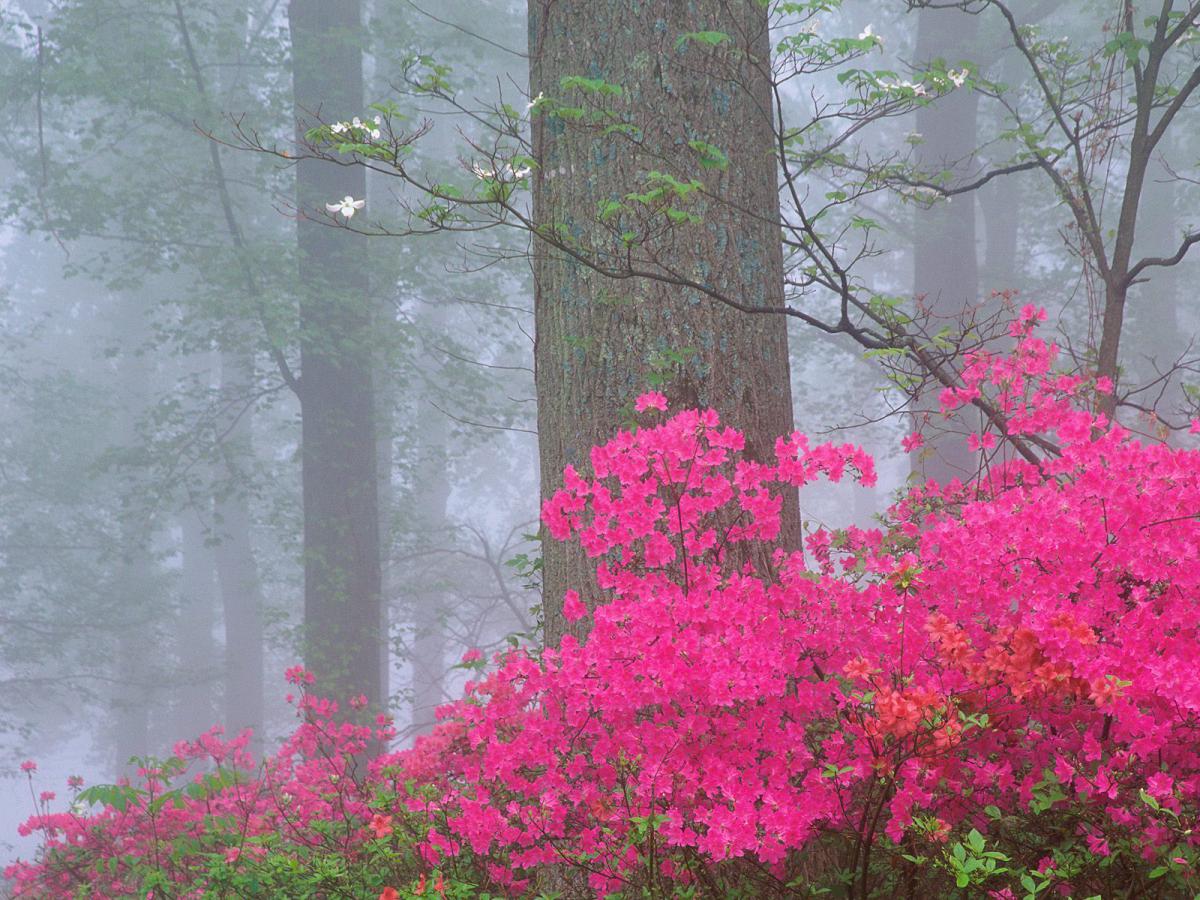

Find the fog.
[{"left": 0, "top": 0, "right": 1196, "bottom": 883}]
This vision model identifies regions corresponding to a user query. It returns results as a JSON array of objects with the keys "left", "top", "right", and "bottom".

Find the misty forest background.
[{"left": 0, "top": 0, "right": 1197, "bottom": 874}]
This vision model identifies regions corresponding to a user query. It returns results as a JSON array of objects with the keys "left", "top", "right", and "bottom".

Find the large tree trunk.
[
  {"left": 911, "top": 6, "right": 982, "bottom": 484},
  {"left": 213, "top": 347, "right": 265, "bottom": 751},
  {"left": 290, "top": 0, "right": 384, "bottom": 709},
  {"left": 529, "top": 0, "right": 798, "bottom": 646}
]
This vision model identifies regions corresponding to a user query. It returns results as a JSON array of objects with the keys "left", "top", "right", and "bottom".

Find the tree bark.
[
  {"left": 529, "top": 0, "right": 798, "bottom": 646},
  {"left": 290, "top": 0, "right": 384, "bottom": 709}
]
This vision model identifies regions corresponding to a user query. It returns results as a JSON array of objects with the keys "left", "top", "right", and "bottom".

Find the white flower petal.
[{"left": 858, "top": 23, "right": 884, "bottom": 45}]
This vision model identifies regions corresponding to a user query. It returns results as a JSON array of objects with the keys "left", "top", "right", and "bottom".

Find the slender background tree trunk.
[
  {"left": 290, "top": 0, "right": 384, "bottom": 709},
  {"left": 911, "top": 5, "right": 982, "bottom": 484},
  {"left": 110, "top": 293, "right": 157, "bottom": 773},
  {"left": 213, "top": 346, "right": 265, "bottom": 752},
  {"left": 1128, "top": 150, "right": 1185, "bottom": 436},
  {"left": 174, "top": 506, "right": 218, "bottom": 740},
  {"left": 409, "top": 308, "right": 451, "bottom": 733}
]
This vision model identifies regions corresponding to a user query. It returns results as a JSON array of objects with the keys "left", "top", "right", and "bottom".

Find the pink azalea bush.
[
  {"left": 4, "top": 678, "right": 429, "bottom": 898},
  {"left": 9, "top": 310, "right": 1200, "bottom": 898}
]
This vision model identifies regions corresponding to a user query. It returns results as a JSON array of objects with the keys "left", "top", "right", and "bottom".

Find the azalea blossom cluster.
[
  {"left": 9, "top": 313, "right": 1200, "bottom": 897},
  {"left": 383, "top": 313, "right": 1200, "bottom": 895},
  {"left": 5, "top": 681, "right": 405, "bottom": 898}
]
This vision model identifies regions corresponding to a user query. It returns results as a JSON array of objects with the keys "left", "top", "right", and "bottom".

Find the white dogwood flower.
[
  {"left": 949, "top": 69, "right": 969, "bottom": 87},
  {"left": 526, "top": 91, "right": 544, "bottom": 110},
  {"left": 859, "top": 24, "right": 882, "bottom": 45},
  {"left": 330, "top": 121, "right": 348, "bottom": 134},
  {"left": 897, "top": 80, "right": 931, "bottom": 96},
  {"left": 326, "top": 195, "right": 365, "bottom": 218},
  {"left": 473, "top": 161, "right": 531, "bottom": 180}
]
